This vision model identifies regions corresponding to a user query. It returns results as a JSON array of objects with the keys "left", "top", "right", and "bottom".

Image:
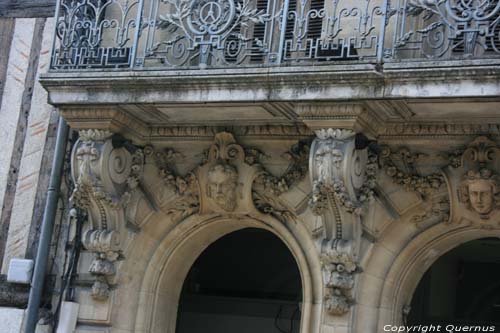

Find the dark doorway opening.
[
  {"left": 408, "top": 238, "right": 500, "bottom": 329},
  {"left": 176, "top": 228, "right": 303, "bottom": 333}
]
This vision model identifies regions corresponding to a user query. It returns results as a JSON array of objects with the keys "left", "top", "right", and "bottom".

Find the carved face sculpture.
[
  {"left": 468, "top": 179, "right": 495, "bottom": 215},
  {"left": 207, "top": 163, "right": 238, "bottom": 211},
  {"left": 460, "top": 169, "right": 499, "bottom": 217}
]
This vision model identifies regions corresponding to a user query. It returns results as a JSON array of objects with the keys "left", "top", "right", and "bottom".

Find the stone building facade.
[{"left": 0, "top": 0, "right": 500, "bottom": 332}]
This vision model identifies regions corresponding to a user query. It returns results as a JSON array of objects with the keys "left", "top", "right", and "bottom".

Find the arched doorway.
[
  {"left": 175, "top": 228, "right": 303, "bottom": 333},
  {"left": 407, "top": 237, "right": 500, "bottom": 329}
]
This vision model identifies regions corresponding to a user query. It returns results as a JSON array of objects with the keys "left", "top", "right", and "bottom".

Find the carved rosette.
[
  {"left": 70, "top": 130, "right": 149, "bottom": 300},
  {"left": 308, "top": 128, "right": 376, "bottom": 315}
]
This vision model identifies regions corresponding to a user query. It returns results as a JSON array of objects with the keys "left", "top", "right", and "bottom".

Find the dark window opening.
[
  {"left": 176, "top": 228, "right": 303, "bottom": 333},
  {"left": 408, "top": 238, "right": 500, "bottom": 329}
]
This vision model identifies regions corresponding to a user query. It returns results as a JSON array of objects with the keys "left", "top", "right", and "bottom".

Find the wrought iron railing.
[{"left": 50, "top": 0, "right": 500, "bottom": 70}]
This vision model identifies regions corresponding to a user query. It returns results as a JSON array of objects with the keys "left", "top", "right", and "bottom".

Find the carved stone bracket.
[
  {"left": 309, "top": 129, "right": 376, "bottom": 240},
  {"left": 308, "top": 128, "right": 376, "bottom": 315},
  {"left": 149, "top": 132, "right": 310, "bottom": 220},
  {"left": 70, "top": 129, "right": 150, "bottom": 300}
]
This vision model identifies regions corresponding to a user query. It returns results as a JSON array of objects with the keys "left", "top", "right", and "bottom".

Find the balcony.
[
  {"left": 40, "top": 0, "right": 500, "bottom": 143},
  {"left": 50, "top": 0, "right": 500, "bottom": 70}
]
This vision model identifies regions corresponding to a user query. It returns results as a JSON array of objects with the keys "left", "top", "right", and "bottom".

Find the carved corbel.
[
  {"left": 70, "top": 129, "right": 149, "bottom": 300},
  {"left": 308, "top": 128, "right": 377, "bottom": 315}
]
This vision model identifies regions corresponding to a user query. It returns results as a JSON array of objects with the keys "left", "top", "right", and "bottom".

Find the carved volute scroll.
[
  {"left": 446, "top": 136, "right": 500, "bottom": 224},
  {"left": 308, "top": 128, "right": 377, "bottom": 315},
  {"left": 70, "top": 130, "right": 151, "bottom": 300}
]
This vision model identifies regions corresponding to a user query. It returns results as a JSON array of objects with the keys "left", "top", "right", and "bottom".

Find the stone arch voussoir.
[{"left": 133, "top": 212, "right": 323, "bottom": 333}]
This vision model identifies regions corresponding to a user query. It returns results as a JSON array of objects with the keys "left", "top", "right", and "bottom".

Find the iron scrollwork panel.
[
  {"left": 51, "top": 0, "right": 142, "bottom": 69},
  {"left": 281, "top": 0, "right": 387, "bottom": 63},
  {"left": 48, "top": 0, "right": 500, "bottom": 70},
  {"left": 389, "top": 0, "right": 500, "bottom": 59},
  {"left": 136, "top": 0, "right": 282, "bottom": 68}
]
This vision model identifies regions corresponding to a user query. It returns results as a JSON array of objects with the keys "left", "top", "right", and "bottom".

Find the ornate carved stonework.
[
  {"left": 458, "top": 169, "right": 499, "bottom": 218},
  {"left": 308, "top": 128, "right": 376, "bottom": 315},
  {"left": 446, "top": 137, "right": 500, "bottom": 223},
  {"left": 145, "top": 146, "right": 199, "bottom": 221},
  {"left": 379, "top": 145, "right": 451, "bottom": 225},
  {"left": 380, "top": 146, "right": 445, "bottom": 199},
  {"left": 309, "top": 129, "right": 376, "bottom": 240},
  {"left": 70, "top": 130, "right": 152, "bottom": 300},
  {"left": 380, "top": 137, "right": 500, "bottom": 226},
  {"left": 320, "top": 241, "right": 359, "bottom": 316},
  {"left": 149, "top": 131, "right": 309, "bottom": 218}
]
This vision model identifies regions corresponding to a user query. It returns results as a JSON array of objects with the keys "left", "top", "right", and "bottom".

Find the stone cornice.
[
  {"left": 40, "top": 60, "right": 500, "bottom": 105},
  {"left": 57, "top": 104, "right": 500, "bottom": 145}
]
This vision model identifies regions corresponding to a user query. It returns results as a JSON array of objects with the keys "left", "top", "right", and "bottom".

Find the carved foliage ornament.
[
  {"left": 309, "top": 129, "right": 377, "bottom": 241},
  {"left": 380, "top": 146, "right": 445, "bottom": 199},
  {"left": 320, "top": 241, "right": 359, "bottom": 316},
  {"left": 382, "top": 136, "right": 500, "bottom": 225}
]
